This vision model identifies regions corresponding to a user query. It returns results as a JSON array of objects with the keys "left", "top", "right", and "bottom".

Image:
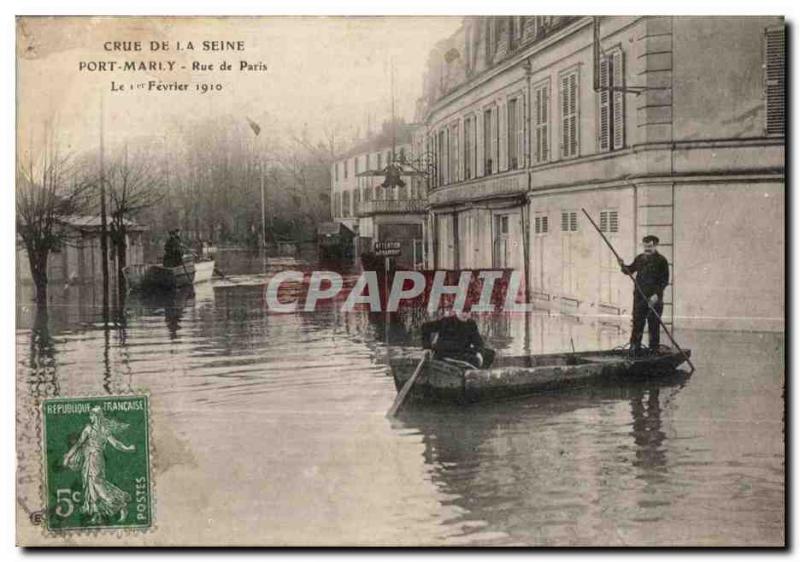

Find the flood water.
[{"left": 16, "top": 252, "right": 784, "bottom": 546}]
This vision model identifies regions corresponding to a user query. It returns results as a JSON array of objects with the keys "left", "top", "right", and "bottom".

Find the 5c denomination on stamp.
[{"left": 41, "top": 395, "right": 152, "bottom": 532}]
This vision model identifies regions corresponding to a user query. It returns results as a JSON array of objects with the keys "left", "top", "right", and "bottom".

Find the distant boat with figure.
[{"left": 123, "top": 255, "right": 215, "bottom": 291}]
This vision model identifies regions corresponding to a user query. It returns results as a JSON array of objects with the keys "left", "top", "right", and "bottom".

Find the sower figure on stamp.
[
  {"left": 62, "top": 406, "right": 136, "bottom": 524},
  {"left": 617, "top": 235, "right": 670, "bottom": 357}
]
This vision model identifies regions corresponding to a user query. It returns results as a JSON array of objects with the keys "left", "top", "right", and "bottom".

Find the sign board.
[{"left": 373, "top": 241, "right": 401, "bottom": 257}]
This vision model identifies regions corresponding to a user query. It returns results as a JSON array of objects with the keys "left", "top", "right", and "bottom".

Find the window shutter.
[
  {"left": 598, "top": 56, "right": 610, "bottom": 151},
  {"left": 612, "top": 49, "right": 625, "bottom": 150},
  {"left": 535, "top": 89, "right": 542, "bottom": 162},
  {"left": 491, "top": 105, "right": 498, "bottom": 173},
  {"left": 609, "top": 210, "right": 619, "bottom": 233},
  {"left": 570, "top": 211, "right": 578, "bottom": 232},
  {"left": 535, "top": 216, "right": 541, "bottom": 234},
  {"left": 542, "top": 215, "right": 549, "bottom": 233},
  {"left": 569, "top": 73, "right": 578, "bottom": 156},
  {"left": 542, "top": 85, "right": 549, "bottom": 161},
  {"left": 560, "top": 76, "right": 569, "bottom": 157},
  {"left": 599, "top": 210, "right": 608, "bottom": 232},
  {"left": 456, "top": 123, "right": 461, "bottom": 181},
  {"left": 518, "top": 95, "right": 525, "bottom": 168},
  {"left": 445, "top": 128, "right": 451, "bottom": 184},
  {"left": 499, "top": 102, "right": 507, "bottom": 171},
  {"left": 765, "top": 26, "right": 785, "bottom": 136},
  {"left": 561, "top": 211, "right": 569, "bottom": 232}
]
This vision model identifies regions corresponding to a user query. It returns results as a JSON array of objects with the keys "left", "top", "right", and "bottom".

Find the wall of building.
[
  {"left": 672, "top": 16, "right": 783, "bottom": 142},
  {"left": 528, "top": 186, "right": 637, "bottom": 316},
  {"left": 673, "top": 180, "right": 784, "bottom": 331}
]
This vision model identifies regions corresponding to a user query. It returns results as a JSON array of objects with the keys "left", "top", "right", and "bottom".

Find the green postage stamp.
[{"left": 41, "top": 395, "right": 152, "bottom": 532}]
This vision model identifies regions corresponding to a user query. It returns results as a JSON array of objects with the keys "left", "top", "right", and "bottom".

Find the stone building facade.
[{"left": 415, "top": 15, "right": 785, "bottom": 331}]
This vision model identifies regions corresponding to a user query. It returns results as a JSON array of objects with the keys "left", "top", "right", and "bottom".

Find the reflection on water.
[{"left": 15, "top": 252, "right": 784, "bottom": 546}]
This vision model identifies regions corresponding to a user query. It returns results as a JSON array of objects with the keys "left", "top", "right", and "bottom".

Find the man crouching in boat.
[{"left": 421, "top": 307, "right": 495, "bottom": 369}]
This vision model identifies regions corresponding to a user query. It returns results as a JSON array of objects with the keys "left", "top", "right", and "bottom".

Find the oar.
[
  {"left": 581, "top": 208, "right": 695, "bottom": 374},
  {"left": 386, "top": 350, "right": 431, "bottom": 418}
]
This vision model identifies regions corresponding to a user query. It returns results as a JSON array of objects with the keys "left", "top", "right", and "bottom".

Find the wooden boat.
[
  {"left": 123, "top": 256, "right": 215, "bottom": 291},
  {"left": 390, "top": 347, "right": 692, "bottom": 404},
  {"left": 193, "top": 259, "right": 215, "bottom": 284}
]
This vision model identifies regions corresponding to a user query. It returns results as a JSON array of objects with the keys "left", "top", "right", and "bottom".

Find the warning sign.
[{"left": 373, "top": 241, "right": 401, "bottom": 257}]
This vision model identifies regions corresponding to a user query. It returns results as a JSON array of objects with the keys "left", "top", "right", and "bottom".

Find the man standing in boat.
[
  {"left": 163, "top": 228, "right": 185, "bottom": 268},
  {"left": 617, "top": 235, "right": 670, "bottom": 356},
  {"left": 421, "top": 306, "right": 495, "bottom": 368}
]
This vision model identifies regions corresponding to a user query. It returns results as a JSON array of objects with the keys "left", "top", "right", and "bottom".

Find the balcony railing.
[{"left": 357, "top": 198, "right": 428, "bottom": 217}]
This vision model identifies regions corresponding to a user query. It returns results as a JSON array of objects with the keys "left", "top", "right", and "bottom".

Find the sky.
[{"left": 16, "top": 16, "right": 462, "bottom": 159}]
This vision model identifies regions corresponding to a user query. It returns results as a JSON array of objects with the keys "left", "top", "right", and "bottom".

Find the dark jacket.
[
  {"left": 622, "top": 251, "right": 669, "bottom": 298},
  {"left": 421, "top": 316, "right": 484, "bottom": 356},
  {"left": 163, "top": 234, "right": 184, "bottom": 267}
]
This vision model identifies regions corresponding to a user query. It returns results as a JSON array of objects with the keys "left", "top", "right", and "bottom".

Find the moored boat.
[
  {"left": 193, "top": 259, "right": 215, "bottom": 284},
  {"left": 123, "top": 255, "right": 215, "bottom": 291},
  {"left": 390, "top": 347, "right": 692, "bottom": 404}
]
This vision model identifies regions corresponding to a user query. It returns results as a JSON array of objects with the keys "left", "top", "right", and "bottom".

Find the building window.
[
  {"left": 508, "top": 17, "right": 517, "bottom": 50},
  {"left": 599, "top": 48, "right": 625, "bottom": 151},
  {"left": 599, "top": 209, "right": 618, "bottom": 233},
  {"left": 493, "top": 214, "right": 511, "bottom": 268},
  {"left": 437, "top": 129, "right": 445, "bottom": 186},
  {"left": 343, "top": 161, "right": 347, "bottom": 179},
  {"left": 483, "top": 109, "right": 492, "bottom": 175},
  {"left": 560, "top": 70, "right": 579, "bottom": 158},
  {"left": 464, "top": 24, "right": 472, "bottom": 73},
  {"left": 561, "top": 210, "right": 577, "bottom": 232},
  {"left": 449, "top": 123, "right": 459, "bottom": 183},
  {"left": 507, "top": 97, "right": 521, "bottom": 170},
  {"left": 485, "top": 19, "right": 494, "bottom": 63},
  {"left": 342, "top": 190, "right": 351, "bottom": 218},
  {"left": 534, "top": 214, "right": 549, "bottom": 235},
  {"left": 534, "top": 81, "right": 550, "bottom": 163},
  {"left": 464, "top": 115, "right": 476, "bottom": 180},
  {"left": 765, "top": 26, "right": 785, "bottom": 136},
  {"left": 377, "top": 151, "right": 382, "bottom": 171}
]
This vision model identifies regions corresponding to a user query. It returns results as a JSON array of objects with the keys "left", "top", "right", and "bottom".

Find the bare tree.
[
  {"left": 104, "top": 146, "right": 163, "bottom": 288},
  {"left": 16, "top": 141, "right": 91, "bottom": 305}
]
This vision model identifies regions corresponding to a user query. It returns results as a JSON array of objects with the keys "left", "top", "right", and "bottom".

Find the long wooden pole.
[
  {"left": 580, "top": 208, "right": 694, "bottom": 374},
  {"left": 386, "top": 350, "right": 430, "bottom": 418}
]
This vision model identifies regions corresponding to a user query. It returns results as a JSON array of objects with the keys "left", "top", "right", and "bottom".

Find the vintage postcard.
[{"left": 15, "top": 15, "right": 785, "bottom": 546}]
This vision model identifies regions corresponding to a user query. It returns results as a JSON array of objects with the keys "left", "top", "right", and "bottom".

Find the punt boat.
[
  {"left": 123, "top": 255, "right": 215, "bottom": 291},
  {"left": 390, "top": 347, "right": 692, "bottom": 404}
]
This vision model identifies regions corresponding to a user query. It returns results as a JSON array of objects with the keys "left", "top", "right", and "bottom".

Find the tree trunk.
[
  {"left": 115, "top": 226, "right": 128, "bottom": 296},
  {"left": 28, "top": 248, "right": 49, "bottom": 305}
]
